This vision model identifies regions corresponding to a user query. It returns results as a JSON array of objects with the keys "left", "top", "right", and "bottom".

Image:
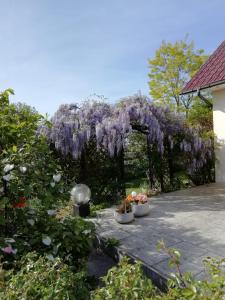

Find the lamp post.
[{"left": 70, "top": 184, "right": 91, "bottom": 217}]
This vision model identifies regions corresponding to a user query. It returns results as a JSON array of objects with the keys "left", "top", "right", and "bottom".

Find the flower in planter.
[
  {"left": 116, "top": 199, "right": 132, "bottom": 214},
  {"left": 12, "top": 196, "right": 27, "bottom": 208},
  {"left": 135, "top": 193, "right": 148, "bottom": 204},
  {"left": 115, "top": 198, "right": 134, "bottom": 224},
  {"left": 126, "top": 194, "right": 133, "bottom": 202},
  {"left": 126, "top": 192, "right": 149, "bottom": 205}
]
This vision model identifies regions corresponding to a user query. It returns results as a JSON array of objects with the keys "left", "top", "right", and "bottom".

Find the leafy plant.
[
  {"left": 0, "top": 212, "right": 95, "bottom": 268},
  {"left": 106, "top": 238, "right": 120, "bottom": 247},
  {"left": 0, "top": 89, "right": 70, "bottom": 236},
  {"left": 93, "top": 257, "right": 158, "bottom": 300},
  {"left": 0, "top": 252, "right": 90, "bottom": 300},
  {"left": 94, "top": 242, "right": 225, "bottom": 300}
]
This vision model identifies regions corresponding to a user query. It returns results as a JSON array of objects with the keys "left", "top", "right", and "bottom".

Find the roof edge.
[{"left": 180, "top": 79, "right": 225, "bottom": 95}]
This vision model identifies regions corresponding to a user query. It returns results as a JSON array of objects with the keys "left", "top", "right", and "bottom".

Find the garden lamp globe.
[
  {"left": 71, "top": 184, "right": 91, "bottom": 205},
  {"left": 71, "top": 184, "right": 91, "bottom": 217}
]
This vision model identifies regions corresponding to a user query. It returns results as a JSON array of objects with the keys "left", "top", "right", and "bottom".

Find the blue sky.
[{"left": 0, "top": 0, "right": 225, "bottom": 115}]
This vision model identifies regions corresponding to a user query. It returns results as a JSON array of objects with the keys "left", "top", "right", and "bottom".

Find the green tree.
[
  {"left": 0, "top": 89, "right": 42, "bottom": 153},
  {"left": 148, "top": 38, "right": 207, "bottom": 114},
  {"left": 187, "top": 96, "right": 213, "bottom": 137},
  {"left": 0, "top": 89, "right": 64, "bottom": 230}
]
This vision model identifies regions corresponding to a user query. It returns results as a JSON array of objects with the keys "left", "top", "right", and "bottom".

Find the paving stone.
[
  {"left": 87, "top": 249, "right": 116, "bottom": 278},
  {"left": 99, "top": 229, "right": 130, "bottom": 241},
  {"left": 96, "top": 183, "right": 225, "bottom": 281},
  {"left": 153, "top": 257, "right": 204, "bottom": 278}
]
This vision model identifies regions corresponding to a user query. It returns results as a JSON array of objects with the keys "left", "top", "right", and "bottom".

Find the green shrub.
[
  {"left": 94, "top": 242, "right": 225, "bottom": 300},
  {"left": 93, "top": 257, "right": 158, "bottom": 300},
  {"left": 1, "top": 213, "right": 95, "bottom": 268},
  {"left": 0, "top": 252, "right": 90, "bottom": 300},
  {"left": 0, "top": 89, "right": 69, "bottom": 232}
]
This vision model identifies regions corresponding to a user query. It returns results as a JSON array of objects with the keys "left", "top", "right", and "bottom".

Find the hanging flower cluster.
[{"left": 39, "top": 95, "right": 213, "bottom": 175}]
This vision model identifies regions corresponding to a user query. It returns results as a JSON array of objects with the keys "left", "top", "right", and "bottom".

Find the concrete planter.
[
  {"left": 133, "top": 201, "right": 150, "bottom": 217},
  {"left": 114, "top": 211, "right": 134, "bottom": 224}
]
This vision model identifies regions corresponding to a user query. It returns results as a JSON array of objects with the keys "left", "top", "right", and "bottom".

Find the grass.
[
  {"left": 90, "top": 202, "right": 113, "bottom": 217},
  {"left": 125, "top": 177, "right": 149, "bottom": 195}
]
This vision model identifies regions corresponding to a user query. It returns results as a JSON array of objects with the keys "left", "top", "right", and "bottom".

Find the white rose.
[
  {"left": 46, "top": 254, "right": 54, "bottom": 261},
  {"left": 83, "top": 230, "right": 91, "bottom": 235},
  {"left": 3, "top": 174, "right": 12, "bottom": 181},
  {"left": 4, "top": 238, "right": 16, "bottom": 243},
  {"left": 42, "top": 236, "right": 52, "bottom": 246},
  {"left": 50, "top": 182, "right": 55, "bottom": 188},
  {"left": 4, "top": 164, "right": 14, "bottom": 173},
  {"left": 53, "top": 174, "right": 61, "bottom": 182},
  {"left": 27, "top": 219, "right": 35, "bottom": 226},
  {"left": 19, "top": 166, "right": 27, "bottom": 173},
  {"left": 47, "top": 210, "right": 56, "bottom": 216}
]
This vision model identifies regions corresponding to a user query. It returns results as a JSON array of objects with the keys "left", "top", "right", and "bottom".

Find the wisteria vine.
[{"left": 38, "top": 95, "right": 213, "bottom": 175}]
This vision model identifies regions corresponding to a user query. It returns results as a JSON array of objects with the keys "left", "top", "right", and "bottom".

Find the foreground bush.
[
  {"left": 0, "top": 252, "right": 90, "bottom": 300},
  {"left": 1, "top": 212, "right": 95, "bottom": 269},
  {"left": 94, "top": 258, "right": 158, "bottom": 300},
  {"left": 94, "top": 250, "right": 225, "bottom": 300}
]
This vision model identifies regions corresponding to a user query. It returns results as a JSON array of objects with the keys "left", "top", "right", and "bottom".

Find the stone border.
[{"left": 95, "top": 234, "right": 168, "bottom": 292}]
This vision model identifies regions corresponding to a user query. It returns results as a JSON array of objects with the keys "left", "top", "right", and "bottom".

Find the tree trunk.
[
  {"left": 159, "top": 158, "right": 165, "bottom": 192},
  {"left": 79, "top": 149, "right": 87, "bottom": 182},
  {"left": 146, "top": 136, "right": 154, "bottom": 189},
  {"left": 167, "top": 140, "right": 174, "bottom": 186},
  {"left": 118, "top": 147, "right": 126, "bottom": 197}
]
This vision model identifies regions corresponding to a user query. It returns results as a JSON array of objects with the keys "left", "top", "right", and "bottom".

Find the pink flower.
[{"left": 1, "top": 245, "right": 17, "bottom": 254}]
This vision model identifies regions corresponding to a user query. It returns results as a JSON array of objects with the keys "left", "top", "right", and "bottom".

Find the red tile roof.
[{"left": 181, "top": 41, "right": 225, "bottom": 95}]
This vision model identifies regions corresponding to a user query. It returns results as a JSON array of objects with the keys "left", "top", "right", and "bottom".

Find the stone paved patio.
[{"left": 93, "top": 183, "right": 225, "bottom": 283}]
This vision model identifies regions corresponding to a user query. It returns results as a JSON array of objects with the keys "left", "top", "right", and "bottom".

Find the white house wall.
[{"left": 212, "top": 88, "right": 225, "bottom": 182}]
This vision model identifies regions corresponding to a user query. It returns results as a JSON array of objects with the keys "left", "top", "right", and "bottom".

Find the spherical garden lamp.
[{"left": 71, "top": 184, "right": 91, "bottom": 217}]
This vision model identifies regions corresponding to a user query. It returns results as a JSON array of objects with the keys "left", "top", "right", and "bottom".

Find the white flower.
[
  {"left": 83, "top": 230, "right": 91, "bottom": 235},
  {"left": 3, "top": 164, "right": 14, "bottom": 173},
  {"left": 19, "top": 166, "right": 27, "bottom": 173},
  {"left": 53, "top": 174, "right": 61, "bottom": 182},
  {"left": 27, "top": 219, "right": 35, "bottom": 226},
  {"left": 50, "top": 182, "right": 55, "bottom": 188},
  {"left": 3, "top": 174, "right": 12, "bottom": 181},
  {"left": 42, "top": 236, "right": 52, "bottom": 246},
  {"left": 4, "top": 238, "right": 16, "bottom": 243},
  {"left": 47, "top": 210, "right": 56, "bottom": 216},
  {"left": 46, "top": 254, "right": 54, "bottom": 261}
]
